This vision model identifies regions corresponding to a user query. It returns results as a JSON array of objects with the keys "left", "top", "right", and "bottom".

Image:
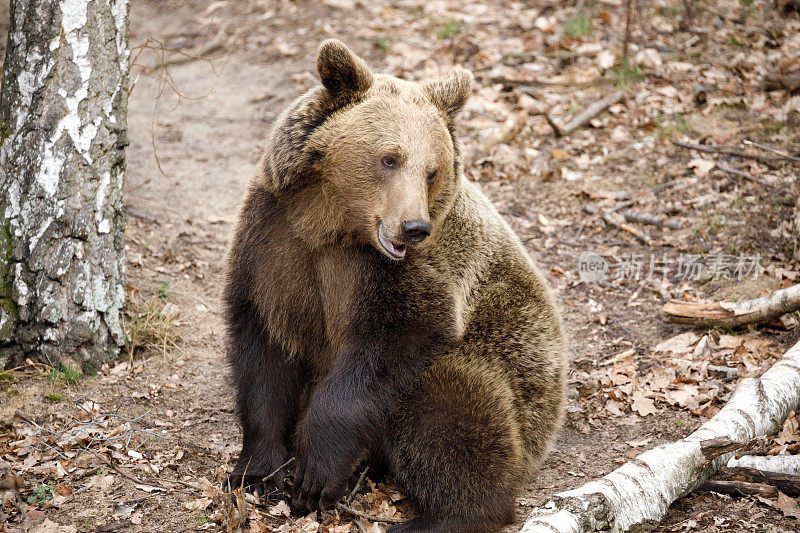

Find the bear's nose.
[{"left": 401, "top": 219, "right": 431, "bottom": 244}]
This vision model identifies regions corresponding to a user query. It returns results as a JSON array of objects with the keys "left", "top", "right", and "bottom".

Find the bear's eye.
[
  {"left": 427, "top": 170, "right": 438, "bottom": 183},
  {"left": 382, "top": 156, "right": 398, "bottom": 169}
]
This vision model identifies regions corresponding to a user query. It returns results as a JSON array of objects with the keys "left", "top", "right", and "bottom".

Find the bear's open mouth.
[{"left": 377, "top": 222, "right": 407, "bottom": 259}]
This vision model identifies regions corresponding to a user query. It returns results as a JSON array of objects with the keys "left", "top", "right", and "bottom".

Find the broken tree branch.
[
  {"left": 728, "top": 455, "right": 800, "bottom": 476},
  {"left": 622, "top": 210, "right": 683, "bottom": 229},
  {"left": 502, "top": 49, "right": 600, "bottom": 66},
  {"left": 519, "top": 339, "right": 800, "bottom": 533},
  {"left": 151, "top": 23, "right": 230, "bottom": 71},
  {"left": 700, "top": 436, "right": 748, "bottom": 460},
  {"left": 698, "top": 479, "right": 779, "bottom": 498},
  {"left": 336, "top": 502, "right": 403, "bottom": 525},
  {"left": 672, "top": 140, "right": 779, "bottom": 168},
  {"left": 602, "top": 212, "right": 653, "bottom": 246},
  {"left": 718, "top": 466, "right": 800, "bottom": 496},
  {"left": 663, "top": 283, "right": 800, "bottom": 328},
  {"left": 715, "top": 161, "right": 770, "bottom": 187},
  {"left": 744, "top": 140, "right": 800, "bottom": 164},
  {"left": 583, "top": 205, "right": 653, "bottom": 245},
  {"left": 485, "top": 75, "right": 601, "bottom": 89},
  {"left": 547, "top": 90, "right": 626, "bottom": 137}
]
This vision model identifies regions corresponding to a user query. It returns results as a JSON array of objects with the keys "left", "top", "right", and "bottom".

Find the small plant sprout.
[
  {"left": 612, "top": 58, "right": 646, "bottom": 89},
  {"left": 563, "top": 11, "right": 593, "bottom": 38},
  {"left": 158, "top": 280, "right": 170, "bottom": 299},
  {"left": 436, "top": 18, "right": 463, "bottom": 40},
  {"left": 44, "top": 393, "right": 64, "bottom": 403},
  {"left": 374, "top": 34, "right": 390, "bottom": 51},
  {"left": 26, "top": 484, "right": 54, "bottom": 506},
  {"left": 49, "top": 364, "right": 81, "bottom": 385}
]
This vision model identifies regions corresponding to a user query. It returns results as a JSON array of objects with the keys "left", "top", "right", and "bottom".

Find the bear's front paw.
[
  {"left": 292, "top": 434, "right": 352, "bottom": 512},
  {"left": 292, "top": 457, "right": 349, "bottom": 512},
  {"left": 224, "top": 447, "right": 293, "bottom": 500}
]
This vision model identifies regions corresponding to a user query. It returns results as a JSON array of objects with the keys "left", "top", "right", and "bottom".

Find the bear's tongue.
[{"left": 377, "top": 223, "right": 407, "bottom": 259}]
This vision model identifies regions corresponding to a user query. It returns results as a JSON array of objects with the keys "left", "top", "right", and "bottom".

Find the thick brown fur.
[{"left": 224, "top": 40, "right": 567, "bottom": 533}]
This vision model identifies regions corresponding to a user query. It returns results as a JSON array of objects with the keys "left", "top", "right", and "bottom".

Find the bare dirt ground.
[{"left": 2, "top": 0, "right": 800, "bottom": 531}]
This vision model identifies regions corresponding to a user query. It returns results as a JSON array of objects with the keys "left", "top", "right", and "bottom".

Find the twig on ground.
[
  {"left": 347, "top": 467, "right": 369, "bottom": 504},
  {"left": 86, "top": 448, "right": 193, "bottom": 495},
  {"left": 662, "top": 283, "right": 800, "bottom": 328},
  {"left": 582, "top": 189, "right": 632, "bottom": 202},
  {"left": 602, "top": 212, "right": 654, "bottom": 246},
  {"left": 622, "top": 210, "right": 683, "bottom": 229},
  {"left": 262, "top": 457, "right": 294, "bottom": 483},
  {"left": 502, "top": 49, "right": 600, "bottom": 65},
  {"left": 744, "top": 140, "right": 800, "bottom": 163},
  {"left": 125, "top": 206, "right": 159, "bottom": 224},
  {"left": 672, "top": 140, "right": 779, "bottom": 168},
  {"left": 547, "top": 90, "right": 626, "bottom": 137},
  {"left": 336, "top": 502, "right": 404, "bottom": 525},
  {"left": 151, "top": 23, "right": 230, "bottom": 71},
  {"left": 583, "top": 204, "right": 653, "bottom": 245},
  {"left": 715, "top": 162, "right": 770, "bottom": 187},
  {"left": 485, "top": 75, "right": 601, "bottom": 89}
]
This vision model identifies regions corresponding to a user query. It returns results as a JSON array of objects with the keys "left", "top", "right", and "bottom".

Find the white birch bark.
[
  {"left": 0, "top": 0, "right": 129, "bottom": 369},
  {"left": 727, "top": 455, "right": 800, "bottom": 475},
  {"left": 520, "top": 340, "right": 800, "bottom": 533}
]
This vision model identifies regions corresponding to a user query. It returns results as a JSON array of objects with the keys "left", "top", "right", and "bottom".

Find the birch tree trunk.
[{"left": 0, "top": 0, "right": 129, "bottom": 370}]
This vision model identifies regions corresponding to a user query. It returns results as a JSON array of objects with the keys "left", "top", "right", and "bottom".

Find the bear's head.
[{"left": 262, "top": 40, "right": 473, "bottom": 260}]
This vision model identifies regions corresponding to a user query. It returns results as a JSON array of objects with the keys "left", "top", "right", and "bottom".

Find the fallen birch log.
[
  {"left": 519, "top": 339, "right": 800, "bottom": 533},
  {"left": 728, "top": 454, "right": 800, "bottom": 475},
  {"left": 662, "top": 283, "right": 800, "bottom": 328}
]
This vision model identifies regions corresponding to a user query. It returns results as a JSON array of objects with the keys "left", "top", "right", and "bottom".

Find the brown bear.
[{"left": 223, "top": 40, "right": 566, "bottom": 533}]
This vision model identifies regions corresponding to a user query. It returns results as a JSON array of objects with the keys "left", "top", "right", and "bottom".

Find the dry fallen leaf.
[
  {"left": 688, "top": 158, "right": 716, "bottom": 177},
  {"left": 653, "top": 332, "right": 700, "bottom": 354},
  {"left": 270, "top": 500, "right": 292, "bottom": 517},
  {"left": 30, "top": 519, "right": 77, "bottom": 533},
  {"left": 666, "top": 385, "right": 701, "bottom": 410},
  {"left": 597, "top": 49, "right": 615, "bottom": 70},
  {"left": 776, "top": 491, "right": 800, "bottom": 518},
  {"left": 183, "top": 496, "right": 213, "bottom": 511},
  {"left": 631, "top": 390, "right": 658, "bottom": 417}
]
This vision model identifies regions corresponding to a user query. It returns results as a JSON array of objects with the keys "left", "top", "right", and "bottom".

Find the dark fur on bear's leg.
[
  {"left": 385, "top": 357, "right": 524, "bottom": 533},
  {"left": 225, "top": 297, "right": 305, "bottom": 496}
]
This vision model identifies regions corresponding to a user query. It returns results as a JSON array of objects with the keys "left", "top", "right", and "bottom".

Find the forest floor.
[{"left": 2, "top": 0, "right": 800, "bottom": 531}]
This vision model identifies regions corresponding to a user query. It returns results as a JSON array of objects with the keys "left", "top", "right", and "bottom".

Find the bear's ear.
[
  {"left": 316, "top": 39, "right": 373, "bottom": 102},
  {"left": 423, "top": 67, "right": 474, "bottom": 123}
]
